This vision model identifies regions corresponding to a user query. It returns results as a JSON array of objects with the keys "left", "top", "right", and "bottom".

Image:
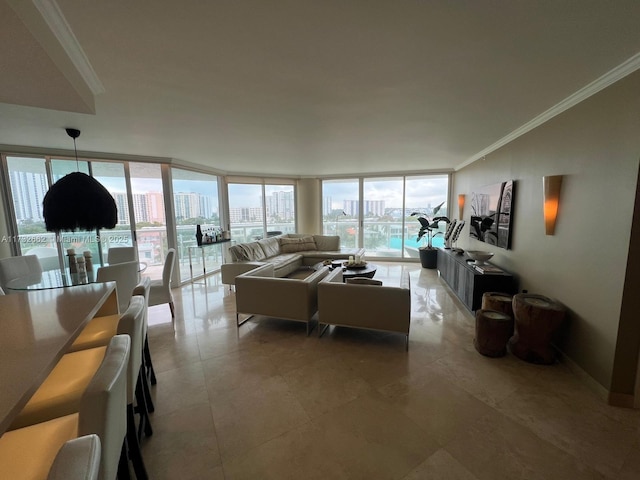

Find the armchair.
[
  {"left": 235, "top": 264, "right": 330, "bottom": 335},
  {"left": 317, "top": 268, "right": 412, "bottom": 350}
]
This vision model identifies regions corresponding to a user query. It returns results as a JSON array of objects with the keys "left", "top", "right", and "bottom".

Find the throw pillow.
[
  {"left": 278, "top": 236, "right": 317, "bottom": 253},
  {"left": 313, "top": 235, "right": 340, "bottom": 251}
]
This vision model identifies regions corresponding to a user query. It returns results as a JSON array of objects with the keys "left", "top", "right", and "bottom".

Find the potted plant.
[{"left": 410, "top": 202, "right": 450, "bottom": 269}]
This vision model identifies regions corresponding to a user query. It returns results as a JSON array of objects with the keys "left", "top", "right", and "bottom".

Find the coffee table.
[
  {"left": 342, "top": 263, "right": 377, "bottom": 281},
  {"left": 314, "top": 261, "right": 378, "bottom": 281}
]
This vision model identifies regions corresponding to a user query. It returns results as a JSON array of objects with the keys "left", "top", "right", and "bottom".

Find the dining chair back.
[
  {"left": 0, "top": 335, "right": 129, "bottom": 480},
  {"left": 96, "top": 261, "right": 139, "bottom": 312},
  {"left": 149, "top": 248, "right": 176, "bottom": 318},
  {"left": 117, "top": 295, "right": 151, "bottom": 477},
  {"left": 29, "top": 247, "right": 60, "bottom": 272},
  {"left": 0, "top": 255, "right": 43, "bottom": 290},
  {"left": 47, "top": 434, "right": 101, "bottom": 480},
  {"left": 77, "top": 334, "right": 130, "bottom": 480},
  {"left": 107, "top": 247, "right": 136, "bottom": 265}
]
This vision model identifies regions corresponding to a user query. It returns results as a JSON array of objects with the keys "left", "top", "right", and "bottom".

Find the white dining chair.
[
  {"left": 107, "top": 246, "right": 136, "bottom": 265},
  {"left": 0, "top": 335, "right": 130, "bottom": 480},
  {"left": 149, "top": 248, "right": 176, "bottom": 319},
  {"left": 0, "top": 255, "right": 43, "bottom": 291},
  {"left": 29, "top": 247, "right": 60, "bottom": 272},
  {"left": 46, "top": 434, "right": 101, "bottom": 480},
  {"left": 96, "top": 260, "right": 139, "bottom": 312}
]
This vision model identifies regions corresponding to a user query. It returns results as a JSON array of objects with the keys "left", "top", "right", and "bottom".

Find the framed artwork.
[{"left": 469, "top": 180, "right": 515, "bottom": 249}]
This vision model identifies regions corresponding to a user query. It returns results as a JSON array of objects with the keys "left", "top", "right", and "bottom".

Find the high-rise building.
[
  {"left": 266, "top": 191, "right": 294, "bottom": 220},
  {"left": 9, "top": 171, "right": 48, "bottom": 222},
  {"left": 323, "top": 196, "right": 332, "bottom": 216},
  {"left": 174, "top": 192, "right": 200, "bottom": 220}
]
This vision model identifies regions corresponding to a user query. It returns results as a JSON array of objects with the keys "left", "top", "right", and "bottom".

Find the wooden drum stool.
[
  {"left": 482, "top": 292, "right": 514, "bottom": 318},
  {"left": 474, "top": 309, "right": 513, "bottom": 357},
  {"left": 508, "top": 293, "right": 566, "bottom": 364}
]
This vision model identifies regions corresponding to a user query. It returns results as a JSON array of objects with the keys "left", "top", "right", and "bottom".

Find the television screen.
[{"left": 469, "top": 180, "right": 515, "bottom": 249}]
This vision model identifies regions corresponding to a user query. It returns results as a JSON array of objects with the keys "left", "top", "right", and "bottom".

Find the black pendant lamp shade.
[{"left": 42, "top": 128, "right": 118, "bottom": 232}]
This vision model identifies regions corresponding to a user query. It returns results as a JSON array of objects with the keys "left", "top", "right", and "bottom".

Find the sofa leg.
[
  {"left": 318, "top": 323, "right": 329, "bottom": 338},
  {"left": 306, "top": 321, "right": 317, "bottom": 336},
  {"left": 236, "top": 313, "right": 254, "bottom": 328}
]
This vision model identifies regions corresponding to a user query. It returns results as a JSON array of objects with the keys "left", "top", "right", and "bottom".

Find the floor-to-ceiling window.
[
  {"left": 171, "top": 168, "right": 221, "bottom": 282},
  {"left": 227, "top": 181, "right": 296, "bottom": 244},
  {"left": 321, "top": 179, "right": 360, "bottom": 248},
  {"left": 265, "top": 184, "right": 295, "bottom": 236},
  {"left": 363, "top": 177, "right": 404, "bottom": 257},
  {"left": 404, "top": 175, "right": 450, "bottom": 257},
  {"left": 3, "top": 155, "right": 134, "bottom": 269},
  {"left": 128, "top": 163, "right": 167, "bottom": 280},
  {"left": 322, "top": 174, "right": 450, "bottom": 259},
  {"left": 4, "top": 156, "right": 57, "bottom": 264}
]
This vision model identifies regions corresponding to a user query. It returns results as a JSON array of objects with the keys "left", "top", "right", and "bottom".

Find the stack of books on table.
[{"left": 474, "top": 264, "right": 504, "bottom": 274}]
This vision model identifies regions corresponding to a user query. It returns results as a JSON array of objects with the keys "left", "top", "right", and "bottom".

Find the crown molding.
[
  {"left": 457, "top": 52, "right": 640, "bottom": 171},
  {"left": 32, "top": 0, "right": 105, "bottom": 95}
]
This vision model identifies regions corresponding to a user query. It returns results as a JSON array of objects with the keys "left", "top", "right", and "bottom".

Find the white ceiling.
[{"left": 1, "top": 0, "right": 640, "bottom": 176}]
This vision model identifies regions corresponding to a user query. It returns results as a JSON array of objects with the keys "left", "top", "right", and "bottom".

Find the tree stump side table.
[
  {"left": 481, "top": 291, "right": 514, "bottom": 337},
  {"left": 474, "top": 309, "right": 513, "bottom": 357},
  {"left": 508, "top": 293, "right": 566, "bottom": 364}
]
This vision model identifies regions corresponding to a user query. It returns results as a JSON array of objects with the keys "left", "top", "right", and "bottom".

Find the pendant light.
[{"left": 42, "top": 128, "right": 118, "bottom": 232}]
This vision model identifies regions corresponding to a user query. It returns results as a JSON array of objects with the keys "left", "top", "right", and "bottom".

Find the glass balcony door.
[
  {"left": 322, "top": 175, "right": 450, "bottom": 258},
  {"left": 128, "top": 163, "right": 167, "bottom": 280},
  {"left": 321, "top": 179, "right": 360, "bottom": 248},
  {"left": 227, "top": 182, "right": 296, "bottom": 245},
  {"left": 363, "top": 177, "right": 404, "bottom": 257},
  {"left": 172, "top": 167, "right": 221, "bottom": 282}
]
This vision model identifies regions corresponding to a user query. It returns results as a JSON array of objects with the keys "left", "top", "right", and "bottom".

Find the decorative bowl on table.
[
  {"left": 466, "top": 250, "right": 494, "bottom": 265},
  {"left": 343, "top": 261, "right": 367, "bottom": 269}
]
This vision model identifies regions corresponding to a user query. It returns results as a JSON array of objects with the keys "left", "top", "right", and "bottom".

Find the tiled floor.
[{"left": 141, "top": 262, "right": 640, "bottom": 479}]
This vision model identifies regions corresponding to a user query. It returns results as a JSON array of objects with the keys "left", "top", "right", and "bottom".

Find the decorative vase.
[{"left": 419, "top": 248, "right": 438, "bottom": 269}]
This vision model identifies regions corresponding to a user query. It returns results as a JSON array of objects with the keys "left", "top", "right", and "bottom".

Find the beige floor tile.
[
  {"left": 222, "top": 422, "right": 352, "bottom": 480},
  {"left": 209, "top": 375, "right": 310, "bottom": 460},
  {"left": 137, "top": 262, "right": 640, "bottom": 480},
  {"left": 142, "top": 403, "right": 222, "bottom": 479},
  {"left": 495, "top": 373, "right": 640, "bottom": 477},
  {"left": 429, "top": 347, "right": 544, "bottom": 407},
  {"left": 152, "top": 362, "right": 209, "bottom": 415},
  {"left": 282, "top": 355, "right": 377, "bottom": 419},
  {"left": 202, "top": 348, "right": 281, "bottom": 400},
  {"left": 381, "top": 368, "right": 496, "bottom": 446},
  {"left": 444, "top": 409, "right": 608, "bottom": 480},
  {"left": 402, "top": 449, "right": 480, "bottom": 480},
  {"left": 147, "top": 333, "right": 201, "bottom": 374},
  {"left": 311, "top": 393, "right": 441, "bottom": 479}
]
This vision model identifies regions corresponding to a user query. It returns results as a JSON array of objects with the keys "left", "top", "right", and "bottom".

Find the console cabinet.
[{"left": 437, "top": 248, "right": 516, "bottom": 311}]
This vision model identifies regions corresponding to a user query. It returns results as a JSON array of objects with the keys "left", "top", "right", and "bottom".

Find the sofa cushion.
[
  {"left": 229, "top": 242, "right": 266, "bottom": 262},
  {"left": 228, "top": 245, "right": 250, "bottom": 262},
  {"left": 313, "top": 235, "right": 339, "bottom": 251},
  {"left": 279, "top": 236, "right": 317, "bottom": 253},
  {"left": 257, "top": 237, "right": 280, "bottom": 258},
  {"left": 243, "top": 242, "right": 266, "bottom": 261}
]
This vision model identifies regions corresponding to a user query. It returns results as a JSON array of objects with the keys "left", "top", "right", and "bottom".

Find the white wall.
[{"left": 454, "top": 70, "right": 640, "bottom": 395}]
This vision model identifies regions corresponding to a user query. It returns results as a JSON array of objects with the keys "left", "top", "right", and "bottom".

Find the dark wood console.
[{"left": 437, "top": 248, "right": 516, "bottom": 311}]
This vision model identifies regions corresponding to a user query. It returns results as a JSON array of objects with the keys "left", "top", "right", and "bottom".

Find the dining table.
[{"left": 0, "top": 282, "right": 118, "bottom": 435}]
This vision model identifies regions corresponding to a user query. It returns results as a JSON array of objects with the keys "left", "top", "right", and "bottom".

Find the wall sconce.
[
  {"left": 458, "top": 194, "right": 465, "bottom": 220},
  {"left": 543, "top": 175, "right": 563, "bottom": 235}
]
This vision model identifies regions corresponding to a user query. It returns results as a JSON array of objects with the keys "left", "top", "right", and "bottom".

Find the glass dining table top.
[{"left": 6, "top": 269, "right": 97, "bottom": 290}]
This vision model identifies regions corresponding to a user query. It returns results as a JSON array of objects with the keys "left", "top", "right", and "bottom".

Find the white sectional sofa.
[{"left": 221, "top": 234, "right": 364, "bottom": 286}]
